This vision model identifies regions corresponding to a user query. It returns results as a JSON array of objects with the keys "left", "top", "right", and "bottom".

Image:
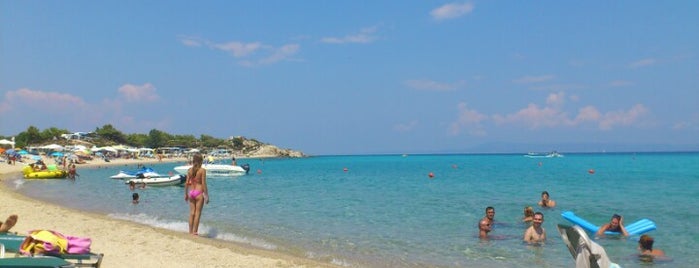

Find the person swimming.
[
  {"left": 523, "top": 206, "right": 535, "bottom": 223},
  {"left": 638, "top": 234, "right": 665, "bottom": 257},
  {"left": 538, "top": 191, "right": 556, "bottom": 208},
  {"left": 596, "top": 214, "right": 629, "bottom": 237}
]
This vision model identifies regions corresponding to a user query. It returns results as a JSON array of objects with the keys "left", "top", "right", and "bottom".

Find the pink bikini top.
[{"left": 187, "top": 168, "right": 202, "bottom": 185}]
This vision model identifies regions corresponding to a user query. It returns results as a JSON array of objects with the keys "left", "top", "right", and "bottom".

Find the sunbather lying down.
[{"left": 0, "top": 214, "right": 18, "bottom": 233}]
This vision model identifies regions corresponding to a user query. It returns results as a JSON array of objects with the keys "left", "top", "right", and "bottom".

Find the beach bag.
[{"left": 20, "top": 230, "right": 91, "bottom": 255}]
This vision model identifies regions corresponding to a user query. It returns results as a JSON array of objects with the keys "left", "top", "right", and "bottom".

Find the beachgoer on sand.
[{"left": 185, "top": 153, "right": 209, "bottom": 236}]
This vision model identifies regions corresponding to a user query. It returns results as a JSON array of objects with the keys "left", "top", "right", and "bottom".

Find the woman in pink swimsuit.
[{"left": 184, "top": 153, "right": 209, "bottom": 235}]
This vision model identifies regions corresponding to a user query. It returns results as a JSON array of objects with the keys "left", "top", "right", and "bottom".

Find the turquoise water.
[{"left": 5, "top": 153, "right": 698, "bottom": 267}]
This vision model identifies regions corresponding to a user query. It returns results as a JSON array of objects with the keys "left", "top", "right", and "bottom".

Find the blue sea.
[{"left": 4, "top": 153, "right": 698, "bottom": 267}]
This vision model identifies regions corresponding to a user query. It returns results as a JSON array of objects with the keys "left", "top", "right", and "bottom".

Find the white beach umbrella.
[
  {"left": 0, "top": 139, "right": 14, "bottom": 145},
  {"left": 42, "top": 144, "right": 64, "bottom": 151},
  {"left": 99, "top": 147, "right": 118, "bottom": 153}
]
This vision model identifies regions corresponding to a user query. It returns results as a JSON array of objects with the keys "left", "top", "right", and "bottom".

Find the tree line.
[{"left": 1, "top": 124, "right": 251, "bottom": 151}]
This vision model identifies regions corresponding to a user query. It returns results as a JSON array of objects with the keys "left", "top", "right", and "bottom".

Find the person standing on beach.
[
  {"left": 523, "top": 212, "right": 546, "bottom": 243},
  {"left": 68, "top": 163, "right": 78, "bottom": 179},
  {"left": 184, "top": 153, "right": 209, "bottom": 236},
  {"left": 478, "top": 207, "right": 495, "bottom": 239}
]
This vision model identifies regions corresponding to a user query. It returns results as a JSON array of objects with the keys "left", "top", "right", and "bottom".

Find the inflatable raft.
[
  {"left": 22, "top": 165, "right": 68, "bottom": 179},
  {"left": 561, "top": 211, "right": 656, "bottom": 235}
]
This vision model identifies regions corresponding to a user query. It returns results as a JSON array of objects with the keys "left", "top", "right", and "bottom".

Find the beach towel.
[{"left": 20, "top": 230, "right": 91, "bottom": 256}]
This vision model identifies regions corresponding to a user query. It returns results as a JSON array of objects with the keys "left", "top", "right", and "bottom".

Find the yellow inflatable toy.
[{"left": 22, "top": 165, "right": 68, "bottom": 179}]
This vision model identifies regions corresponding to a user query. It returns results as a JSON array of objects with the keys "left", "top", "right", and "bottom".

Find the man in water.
[
  {"left": 596, "top": 214, "right": 629, "bottom": 237},
  {"left": 538, "top": 191, "right": 556, "bottom": 208},
  {"left": 523, "top": 212, "right": 546, "bottom": 243},
  {"left": 479, "top": 207, "right": 495, "bottom": 239}
]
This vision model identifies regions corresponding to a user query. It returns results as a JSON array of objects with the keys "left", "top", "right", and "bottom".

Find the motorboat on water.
[
  {"left": 125, "top": 174, "right": 186, "bottom": 186},
  {"left": 110, "top": 167, "right": 167, "bottom": 179},
  {"left": 173, "top": 163, "right": 250, "bottom": 177},
  {"left": 524, "top": 151, "right": 564, "bottom": 158}
]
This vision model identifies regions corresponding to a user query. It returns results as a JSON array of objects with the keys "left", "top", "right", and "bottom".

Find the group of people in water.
[{"left": 477, "top": 191, "right": 666, "bottom": 260}]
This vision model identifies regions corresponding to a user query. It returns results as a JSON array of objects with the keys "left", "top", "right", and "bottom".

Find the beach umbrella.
[
  {"left": 18, "top": 150, "right": 28, "bottom": 155},
  {"left": 0, "top": 139, "right": 14, "bottom": 145},
  {"left": 99, "top": 147, "right": 117, "bottom": 153},
  {"left": 5, "top": 149, "right": 15, "bottom": 154},
  {"left": 42, "top": 144, "right": 64, "bottom": 151},
  {"left": 51, "top": 151, "right": 64, "bottom": 157}
]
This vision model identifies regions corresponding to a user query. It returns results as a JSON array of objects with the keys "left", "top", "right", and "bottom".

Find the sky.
[{"left": 1, "top": 1, "right": 698, "bottom": 155}]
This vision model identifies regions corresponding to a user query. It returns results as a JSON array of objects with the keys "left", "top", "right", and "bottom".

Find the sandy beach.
[{"left": 0, "top": 157, "right": 336, "bottom": 268}]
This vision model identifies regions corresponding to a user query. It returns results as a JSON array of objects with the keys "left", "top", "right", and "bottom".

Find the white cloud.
[
  {"left": 492, "top": 103, "right": 572, "bottom": 129},
  {"left": 513, "top": 75, "right": 555, "bottom": 84},
  {"left": 178, "top": 36, "right": 203, "bottom": 47},
  {"left": 546, "top": 92, "right": 566, "bottom": 107},
  {"left": 574, "top": 106, "right": 601, "bottom": 122},
  {"left": 629, "top": 58, "right": 656, "bottom": 69},
  {"left": 431, "top": 2, "right": 475, "bottom": 21},
  {"left": 0, "top": 88, "right": 88, "bottom": 113},
  {"left": 118, "top": 83, "right": 160, "bottom": 102},
  {"left": 597, "top": 104, "right": 648, "bottom": 130},
  {"left": 404, "top": 79, "right": 462, "bottom": 91},
  {"left": 448, "top": 92, "right": 650, "bottom": 135},
  {"left": 448, "top": 102, "right": 487, "bottom": 136},
  {"left": 179, "top": 35, "right": 298, "bottom": 66},
  {"left": 394, "top": 120, "right": 419, "bottom": 132},
  {"left": 321, "top": 26, "right": 379, "bottom": 44},
  {"left": 213, "top": 41, "right": 262, "bottom": 57}
]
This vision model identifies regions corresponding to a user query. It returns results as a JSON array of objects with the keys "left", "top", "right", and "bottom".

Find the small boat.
[
  {"left": 125, "top": 174, "right": 186, "bottom": 186},
  {"left": 173, "top": 164, "right": 250, "bottom": 177},
  {"left": 546, "top": 151, "right": 564, "bottom": 158},
  {"left": 22, "top": 166, "right": 68, "bottom": 179},
  {"left": 524, "top": 151, "right": 564, "bottom": 158},
  {"left": 110, "top": 167, "right": 166, "bottom": 179}
]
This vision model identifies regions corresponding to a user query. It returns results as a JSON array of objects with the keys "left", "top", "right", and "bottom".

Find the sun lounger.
[
  {"left": 0, "top": 233, "right": 103, "bottom": 268},
  {"left": 0, "top": 256, "right": 73, "bottom": 268}
]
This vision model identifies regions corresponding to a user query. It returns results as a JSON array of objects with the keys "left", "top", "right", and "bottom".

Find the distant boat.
[
  {"left": 125, "top": 174, "right": 186, "bottom": 186},
  {"left": 524, "top": 151, "right": 564, "bottom": 158},
  {"left": 110, "top": 167, "right": 167, "bottom": 179},
  {"left": 173, "top": 164, "right": 250, "bottom": 177},
  {"left": 547, "top": 151, "right": 564, "bottom": 158}
]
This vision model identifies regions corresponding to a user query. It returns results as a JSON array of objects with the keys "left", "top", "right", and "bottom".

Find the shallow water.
[{"left": 5, "top": 153, "right": 698, "bottom": 267}]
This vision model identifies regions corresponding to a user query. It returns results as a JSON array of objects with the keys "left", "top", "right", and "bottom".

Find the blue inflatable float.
[{"left": 561, "top": 211, "right": 656, "bottom": 235}]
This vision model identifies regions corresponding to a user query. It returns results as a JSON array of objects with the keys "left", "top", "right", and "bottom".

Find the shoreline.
[{"left": 0, "top": 157, "right": 337, "bottom": 268}]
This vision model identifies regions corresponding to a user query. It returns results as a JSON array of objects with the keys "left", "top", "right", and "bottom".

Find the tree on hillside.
[
  {"left": 147, "top": 129, "right": 171, "bottom": 148},
  {"left": 126, "top": 133, "right": 149, "bottom": 148},
  {"left": 200, "top": 134, "right": 225, "bottom": 148},
  {"left": 40, "top": 127, "right": 70, "bottom": 142},
  {"left": 14, "top": 126, "right": 42, "bottom": 147},
  {"left": 94, "top": 124, "right": 127, "bottom": 145}
]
